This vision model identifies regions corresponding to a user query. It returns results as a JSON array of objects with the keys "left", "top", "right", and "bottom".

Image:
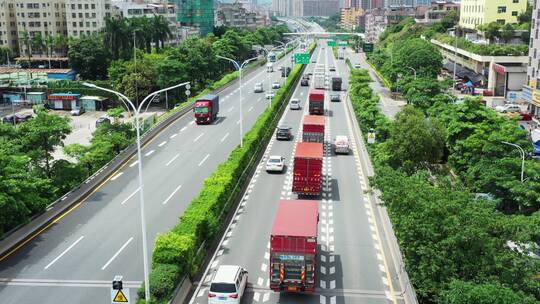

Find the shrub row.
[{"left": 140, "top": 44, "right": 315, "bottom": 304}]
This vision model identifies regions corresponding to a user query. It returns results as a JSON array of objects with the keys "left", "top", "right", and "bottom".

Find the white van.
[
  {"left": 266, "top": 62, "right": 273, "bottom": 73},
  {"left": 334, "top": 135, "right": 350, "bottom": 154},
  {"left": 208, "top": 265, "right": 248, "bottom": 304}
]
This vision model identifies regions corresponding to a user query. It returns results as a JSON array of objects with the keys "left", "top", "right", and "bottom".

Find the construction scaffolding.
[{"left": 175, "top": 0, "right": 215, "bottom": 36}]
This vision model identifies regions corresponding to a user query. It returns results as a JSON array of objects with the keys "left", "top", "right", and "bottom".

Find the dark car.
[
  {"left": 330, "top": 93, "right": 341, "bottom": 102},
  {"left": 533, "top": 140, "right": 540, "bottom": 156},
  {"left": 15, "top": 113, "right": 33, "bottom": 123},
  {"left": 519, "top": 112, "right": 533, "bottom": 121},
  {"left": 281, "top": 67, "right": 291, "bottom": 77},
  {"left": 276, "top": 125, "right": 292, "bottom": 140},
  {"left": 301, "top": 77, "right": 309, "bottom": 86},
  {"left": 96, "top": 116, "right": 111, "bottom": 127}
]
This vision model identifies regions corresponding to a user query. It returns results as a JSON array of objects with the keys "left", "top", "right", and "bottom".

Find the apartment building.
[
  {"left": 459, "top": 0, "right": 527, "bottom": 30},
  {"left": 0, "top": 1, "right": 18, "bottom": 50},
  {"left": 215, "top": 1, "right": 267, "bottom": 29},
  {"left": 341, "top": 7, "right": 363, "bottom": 30},
  {"left": 364, "top": 7, "right": 385, "bottom": 42},
  {"left": 66, "top": 0, "right": 111, "bottom": 37},
  {"left": 525, "top": 0, "right": 540, "bottom": 117}
]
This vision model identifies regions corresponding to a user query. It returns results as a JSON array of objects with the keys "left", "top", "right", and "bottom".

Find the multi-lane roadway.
[
  {"left": 189, "top": 44, "right": 409, "bottom": 304},
  {"left": 0, "top": 40, "right": 302, "bottom": 304}
]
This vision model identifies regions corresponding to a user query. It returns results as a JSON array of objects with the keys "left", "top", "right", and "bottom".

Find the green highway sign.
[
  {"left": 363, "top": 43, "right": 374, "bottom": 52},
  {"left": 294, "top": 53, "right": 310, "bottom": 64},
  {"left": 327, "top": 40, "right": 336, "bottom": 47},
  {"left": 339, "top": 41, "right": 348, "bottom": 46}
]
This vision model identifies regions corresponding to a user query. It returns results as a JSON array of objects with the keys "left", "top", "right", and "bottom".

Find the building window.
[
  {"left": 72, "top": 22, "right": 76, "bottom": 27},
  {"left": 513, "top": 0, "right": 519, "bottom": 3},
  {"left": 72, "top": 13, "right": 76, "bottom": 18},
  {"left": 71, "top": 4, "right": 75, "bottom": 9},
  {"left": 92, "top": 22, "right": 97, "bottom": 27},
  {"left": 496, "top": 19, "right": 506, "bottom": 25},
  {"left": 512, "top": 11, "right": 518, "bottom": 16},
  {"left": 78, "top": 4, "right": 82, "bottom": 9},
  {"left": 91, "top": 4, "right": 95, "bottom": 9},
  {"left": 85, "top": 4, "right": 89, "bottom": 9},
  {"left": 497, "top": 6, "right": 506, "bottom": 13}
]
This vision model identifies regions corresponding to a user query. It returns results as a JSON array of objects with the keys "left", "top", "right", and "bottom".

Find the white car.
[
  {"left": 208, "top": 265, "right": 248, "bottom": 304},
  {"left": 334, "top": 135, "right": 350, "bottom": 154},
  {"left": 266, "top": 91, "right": 275, "bottom": 100},
  {"left": 290, "top": 98, "right": 300, "bottom": 110},
  {"left": 266, "top": 155, "right": 285, "bottom": 173},
  {"left": 354, "top": 63, "right": 361, "bottom": 69},
  {"left": 272, "top": 81, "right": 281, "bottom": 89},
  {"left": 254, "top": 83, "right": 263, "bottom": 93},
  {"left": 496, "top": 104, "right": 521, "bottom": 113}
]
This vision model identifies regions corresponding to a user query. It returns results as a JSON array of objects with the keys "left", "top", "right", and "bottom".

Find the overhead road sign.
[
  {"left": 363, "top": 43, "right": 374, "bottom": 53},
  {"left": 339, "top": 41, "right": 348, "bottom": 46},
  {"left": 294, "top": 53, "right": 310, "bottom": 64},
  {"left": 327, "top": 41, "right": 336, "bottom": 47}
]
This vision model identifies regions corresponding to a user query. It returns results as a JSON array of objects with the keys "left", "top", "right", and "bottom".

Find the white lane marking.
[
  {"left": 180, "top": 126, "right": 187, "bottom": 132},
  {"left": 197, "top": 287, "right": 207, "bottom": 297},
  {"left": 262, "top": 292, "right": 270, "bottom": 302},
  {"left": 129, "top": 160, "right": 138, "bottom": 168},
  {"left": 145, "top": 150, "right": 155, "bottom": 157},
  {"left": 227, "top": 106, "right": 234, "bottom": 113},
  {"left": 101, "top": 237, "right": 133, "bottom": 270},
  {"left": 170, "top": 133, "right": 177, "bottom": 139},
  {"left": 162, "top": 184, "right": 183, "bottom": 205},
  {"left": 121, "top": 187, "right": 140, "bottom": 205},
  {"left": 158, "top": 141, "right": 167, "bottom": 147},
  {"left": 165, "top": 153, "right": 180, "bottom": 166},
  {"left": 189, "top": 121, "right": 195, "bottom": 125},
  {"left": 194, "top": 133, "right": 204, "bottom": 142},
  {"left": 221, "top": 132, "right": 229, "bottom": 142},
  {"left": 198, "top": 154, "right": 210, "bottom": 167},
  {"left": 248, "top": 106, "right": 253, "bottom": 112},
  {"left": 110, "top": 172, "right": 123, "bottom": 181},
  {"left": 44, "top": 236, "right": 85, "bottom": 270},
  {"left": 257, "top": 277, "right": 264, "bottom": 286},
  {"left": 236, "top": 119, "right": 240, "bottom": 125},
  {"left": 260, "top": 263, "right": 267, "bottom": 272}
]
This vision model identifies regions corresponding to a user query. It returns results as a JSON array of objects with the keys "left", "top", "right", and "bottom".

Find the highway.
[
  {"left": 0, "top": 41, "right": 302, "bottom": 303},
  {"left": 189, "top": 43, "right": 408, "bottom": 304}
]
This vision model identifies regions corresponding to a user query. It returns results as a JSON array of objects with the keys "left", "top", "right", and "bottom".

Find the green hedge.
[{"left": 139, "top": 43, "right": 316, "bottom": 303}]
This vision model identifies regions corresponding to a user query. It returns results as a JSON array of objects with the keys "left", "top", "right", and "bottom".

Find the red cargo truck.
[
  {"left": 270, "top": 199, "right": 318, "bottom": 293},
  {"left": 308, "top": 89, "right": 325, "bottom": 115},
  {"left": 292, "top": 142, "right": 323, "bottom": 196},
  {"left": 302, "top": 115, "right": 325, "bottom": 143},
  {"left": 194, "top": 94, "right": 219, "bottom": 125}
]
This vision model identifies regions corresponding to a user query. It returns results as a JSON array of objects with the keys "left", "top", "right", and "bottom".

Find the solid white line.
[
  {"left": 101, "top": 237, "right": 133, "bottom": 270},
  {"left": 121, "top": 187, "right": 140, "bottom": 205},
  {"left": 180, "top": 126, "right": 187, "bottom": 132},
  {"left": 158, "top": 141, "right": 167, "bottom": 147},
  {"left": 0, "top": 278, "right": 142, "bottom": 288},
  {"left": 193, "top": 133, "right": 204, "bottom": 142},
  {"left": 165, "top": 153, "right": 180, "bottom": 166},
  {"left": 44, "top": 236, "right": 84, "bottom": 270},
  {"left": 198, "top": 154, "right": 210, "bottom": 167},
  {"left": 162, "top": 184, "right": 183, "bottom": 205},
  {"left": 110, "top": 172, "right": 123, "bottom": 181},
  {"left": 221, "top": 132, "right": 229, "bottom": 142},
  {"left": 145, "top": 150, "right": 155, "bottom": 157},
  {"left": 129, "top": 160, "right": 138, "bottom": 168}
]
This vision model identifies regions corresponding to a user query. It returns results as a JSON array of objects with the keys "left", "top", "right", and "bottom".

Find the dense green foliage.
[
  {"left": 432, "top": 33, "right": 529, "bottom": 56},
  {"left": 141, "top": 44, "right": 314, "bottom": 303},
  {"left": 67, "top": 34, "right": 111, "bottom": 80}
]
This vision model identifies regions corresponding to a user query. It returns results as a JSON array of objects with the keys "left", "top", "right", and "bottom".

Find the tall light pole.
[
  {"left": 83, "top": 81, "right": 190, "bottom": 302},
  {"left": 501, "top": 141, "right": 525, "bottom": 183},
  {"left": 217, "top": 55, "right": 260, "bottom": 148}
]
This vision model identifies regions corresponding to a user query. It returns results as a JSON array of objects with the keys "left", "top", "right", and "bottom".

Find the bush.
[{"left": 148, "top": 263, "right": 182, "bottom": 300}]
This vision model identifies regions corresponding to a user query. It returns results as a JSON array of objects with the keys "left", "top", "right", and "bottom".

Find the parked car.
[
  {"left": 353, "top": 63, "right": 361, "bottom": 69},
  {"left": 95, "top": 116, "right": 111, "bottom": 127},
  {"left": 208, "top": 265, "right": 248, "bottom": 304},
  {"left": 496, "top": 104, "right": 521, "bottom": 113},
  {"left": 276, "top": 125, "right": 292, "bottom": 140},
  {"left": 15, "top": 113, "right": 32, "bottom": 123},
  {"left": 266, "top": 155, "right": 285, "bottom": 173},
  {"left": 290, "top": 98, "right": 300, "bottom": 110},
  {"left": 2, "top": 114, "right": 15, "bottom": 124},
  {"left": 254, "top": 82, "right": 264, "bottom": 93},
  {"left": 330, "top": 93, "right": 341, "bottom": 102},
  {"left": 272, "top": 81, "right": 281, "bottom": 89},
  {"left": 70, "top": 107, "right": 85, "bottom": 116},
  {"left": 334, "top": 135, "right": 350, "bottom": 154}
]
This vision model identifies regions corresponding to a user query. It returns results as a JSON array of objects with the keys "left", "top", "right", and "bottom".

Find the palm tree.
[
  {"left": 129, "top": 17, "right": 152, "bottom": 53},
  {"left": 151, "top": 15, "right": 172, "bottom": 52},
  {"left": 53, "top": 34, "right": 67, "bottom": 56},
  {"left": 31, "top": 32, "right": 45, "bottom": 56},
  {"left": 103, "top": 16, "right": 128, "bottom": 59},
  {"left": 19, "top": 30, "right": 32, "bottom": 63}
]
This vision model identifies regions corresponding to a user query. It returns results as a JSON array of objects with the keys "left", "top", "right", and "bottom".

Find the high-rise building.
[
  {"left": 459, "top": 0, "right": 527, "bottom": 30},
  {"left": 525, "top": 0, "right": 540, "bottom": 116},
  {"left": 175, "top": 0, "right": 214, "bottom": 36},
  {"left": 66, "top": 0, "right": 111, "bottom": 38},
  {"left": 302, "top": 0, "right": 339, "bottom": 16}
]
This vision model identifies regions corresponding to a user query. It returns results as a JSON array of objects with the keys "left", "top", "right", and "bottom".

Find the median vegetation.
[
  {"left": 140, "top": 44, "right": 315, "bottom": 303},
  {"left": 349, "top": 66, "right": 540, "bottom": 303}
]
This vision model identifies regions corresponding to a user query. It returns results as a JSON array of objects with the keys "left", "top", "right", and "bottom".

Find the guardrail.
[{"left": 0, "top": 56, "right": 274, "bottom": 262}]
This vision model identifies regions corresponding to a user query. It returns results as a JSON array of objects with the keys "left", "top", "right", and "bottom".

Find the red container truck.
[
  {"left": 194, "top": 94, "right": 219, "bottom": 125},
  {"left": 308, "top": 89, "right": 325, "bottom": 115},
  {"left": 270, "top": 199, "right": 318, "bottom": 293},
  {"left": 292, "top": 142, "right": 323, "bottom": 196},
  {"left": 302, "top": 115, "right": 325, "bottom": 143}
]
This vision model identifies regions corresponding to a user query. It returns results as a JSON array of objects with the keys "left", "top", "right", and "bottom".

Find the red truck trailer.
[
  {"left": 302, "top": 115, "right": 325, "bottom": 143},
  {"left": 292, "top": 142, "right": 323, "bottom": 196},
  {"left": 194, "top": 94, "right": 219, "bottom": 125},
  {"left": 308, "top": 89, "right": 325, "bottom": 115},
  {"left": 270, "top": 199, "right": 318, "bottom": 293}
]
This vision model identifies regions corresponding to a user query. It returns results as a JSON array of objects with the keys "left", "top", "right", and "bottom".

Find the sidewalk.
[{"left": 346, "top": 49, "right": 406, "bottom": 119}]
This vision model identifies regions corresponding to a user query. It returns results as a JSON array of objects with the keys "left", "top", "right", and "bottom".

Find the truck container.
[
  {"left": 302, "top": 115, "right": 325, "bottom": 143},
  {"left": 332, "top": 77, "right": 342, "bottom": 91},
  {"left": 194, "top": 94, "right": 219, "bottom": 125},
  {"left": 308, "top": 89, "right": 325, "bottom": 115},
  {"left": 270, "top": 199, "right": 318, "bottom": 293},
  {"left": 292, "top": 142, "right": 323, "bottom": 196},
  {"left": 313, "top": 71, "right": 325, "bottom": 89}
]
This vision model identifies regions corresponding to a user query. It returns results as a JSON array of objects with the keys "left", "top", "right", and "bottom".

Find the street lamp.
[
  {"left": 82, "top": 81, "right": 190, "bottom": 302},
  {"left": 217, "top": 55, "right": 260, "bottom": 148},
  {"left": 501, "top": 141, "right": 525, "bottom": 183}
]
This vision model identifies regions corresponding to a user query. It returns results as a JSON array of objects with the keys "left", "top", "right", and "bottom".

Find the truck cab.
[{"left": 194, "top": 94, "right": 219, "bottom": 125}]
